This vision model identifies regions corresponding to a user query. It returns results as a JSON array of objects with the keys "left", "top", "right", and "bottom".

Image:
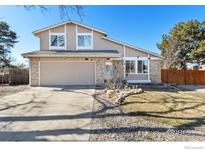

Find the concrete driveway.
[{"left": 0, "top": 86, "right": 95, "bottom": 141}]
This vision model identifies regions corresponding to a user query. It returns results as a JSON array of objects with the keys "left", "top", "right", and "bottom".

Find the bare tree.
[{"left": 23, "top": 5, "right": 84, "bottom": 21}]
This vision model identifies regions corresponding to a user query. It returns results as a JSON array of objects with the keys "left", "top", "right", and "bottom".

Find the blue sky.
[{"left": 1, "top": 5, "right": 205, "bottom": 65}]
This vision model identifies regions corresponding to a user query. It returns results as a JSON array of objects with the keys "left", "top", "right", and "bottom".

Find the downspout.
[
  {"left": 123, "top": 45, "right": 126, "bottom": 80},
  {"left": 76, "top": 25, "right": 78, "bottom": 50},
  {"left": 29, "top": 60, "right": 31, "bottom": 86},
  {"left": 148, "top": 54, "right": 150, "bottom": 81}
]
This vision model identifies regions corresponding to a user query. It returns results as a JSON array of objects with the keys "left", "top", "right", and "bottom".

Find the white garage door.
[{"left": 40, "top": 61, "right": 95, "bottom": 86}]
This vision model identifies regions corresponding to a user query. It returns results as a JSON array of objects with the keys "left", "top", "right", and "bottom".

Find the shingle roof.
[
  {"left": 22, "top": 50, "right": 121, "bottom": 58},
  {"left": 102, "top": 37, "right": 163, "bottom": 59}
]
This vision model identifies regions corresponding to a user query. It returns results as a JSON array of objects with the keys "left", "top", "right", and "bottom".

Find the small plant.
[{"left": 122, "top": 79, "right": 127, "bottom": 86}]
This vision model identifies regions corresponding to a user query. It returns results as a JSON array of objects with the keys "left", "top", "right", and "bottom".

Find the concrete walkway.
[
  {"left": 176, "top": 85, "right": 205, "bottom": 93},
  {"left": 0, "top": 86, "right": 95, "bottom": 141}
]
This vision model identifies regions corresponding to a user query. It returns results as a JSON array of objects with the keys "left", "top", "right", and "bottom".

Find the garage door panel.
[{"left": 40, "top": 62, "right": 95, "bottom": 85}]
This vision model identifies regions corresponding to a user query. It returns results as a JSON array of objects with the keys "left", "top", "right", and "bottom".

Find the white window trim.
[
  {"left": 124, "top": 57, "right": 149, "bottom": 60},
  {"left": 125, "top": 60, "right": 136, "bottom": 74},
  {"left": 127, "top": 80, "right": 151, "bottom": 83},
  {"left": 76, "top": 32, "right": 93, "bottom": 50},
  {"left": 124, "top": 57, "right": 150, "bottom": 81},
  {"left": 49, "top": 32, "right": 66, "bottom": 50},
  {"left": 136, "top": 60, "right": 149, "bottom": 74}
]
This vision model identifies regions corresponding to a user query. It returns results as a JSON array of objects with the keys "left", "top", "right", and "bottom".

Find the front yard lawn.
[{"left": 121, "top": 86, "right": 205, "bottom": 131}]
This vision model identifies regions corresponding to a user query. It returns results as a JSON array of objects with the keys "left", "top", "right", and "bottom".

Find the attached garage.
[{"left": 39, "top": 61, "right": 95, "bottom": 86}]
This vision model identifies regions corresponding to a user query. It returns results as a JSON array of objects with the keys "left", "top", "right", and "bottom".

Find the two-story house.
[{"left": 22, "top": 21, "right": 163, "bottom": 86}]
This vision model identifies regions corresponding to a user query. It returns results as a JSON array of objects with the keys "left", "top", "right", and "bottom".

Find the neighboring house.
[
  {"left": 187, "top": 62, "right": 205, "bottom": 70},
  {"left": 22, "top": 21, "right": 163, "bottom": 86},
  {"left": 187, "top": 63, "right": 198, "bottom": 70},
  {"left": 199, "top": 65, "right": 205, "bottom": 70}
]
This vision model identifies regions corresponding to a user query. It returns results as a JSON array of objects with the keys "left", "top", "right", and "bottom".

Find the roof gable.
[
  {"left": 102, "top": 36, "right": 163, "bottom": 59},
  {"left": 33, "top": 20, "right": 107, "bottom": 36}
]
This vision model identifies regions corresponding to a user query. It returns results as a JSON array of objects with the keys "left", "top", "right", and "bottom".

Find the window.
[
  {"left": 50, "top": 34, "right": 65, "bottom": 49},
  {"left": 137, "top": 60, "right": 148, "bottom": 73},
  {"left": 125, "top": 60, "right": 135, "bottom": 73},
  {"left": 143, "top": 60, "right": 148, "bottom": 73},
  {"left": 137, "top": 60, "right": 143, "bottom": 73},
  {"left": 77, "top": 34, "right": 92, "bottom": 49},
  {"left": 105, "top": 62, "right": 113, "bottom": 77}
]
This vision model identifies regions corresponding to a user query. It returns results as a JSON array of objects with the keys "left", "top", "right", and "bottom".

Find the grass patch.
[{"left": 121, "top": 88, "right": 205, "bottom": 130}]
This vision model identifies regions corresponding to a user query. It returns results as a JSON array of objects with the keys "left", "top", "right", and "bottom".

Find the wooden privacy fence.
[
  {"left": 161, "top": 69, "right": 205, "bottom": 85},
  {"left": 0, "top": 68, "right": 29, "bottom": 85}
]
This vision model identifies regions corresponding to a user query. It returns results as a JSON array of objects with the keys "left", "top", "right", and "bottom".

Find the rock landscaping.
[
  {"left": 103, "top": 84, "right": 144, "bottom": 105},
  {"left": 89, "top": 85, "right": 205, "bottom": 141}
]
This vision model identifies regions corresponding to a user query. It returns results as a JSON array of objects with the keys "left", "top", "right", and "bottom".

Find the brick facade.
[
  {"left": 30, "top": 57, "right": 161, "bottom": 86},
  {"left": 30, "top": 57, "right": 108, "bottom": 86}
]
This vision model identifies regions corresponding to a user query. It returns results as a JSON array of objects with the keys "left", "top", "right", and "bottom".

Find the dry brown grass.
[{"left": 121, "top": 88, "right": 205, "bottom": 130}]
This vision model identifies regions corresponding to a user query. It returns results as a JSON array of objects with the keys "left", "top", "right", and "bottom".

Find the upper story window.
[
  {"left": 77, "top": 33, "right": 93, "bottom": 49},
  {"left": 50, "top": 33, "right": 65, "bottom": 49}
]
